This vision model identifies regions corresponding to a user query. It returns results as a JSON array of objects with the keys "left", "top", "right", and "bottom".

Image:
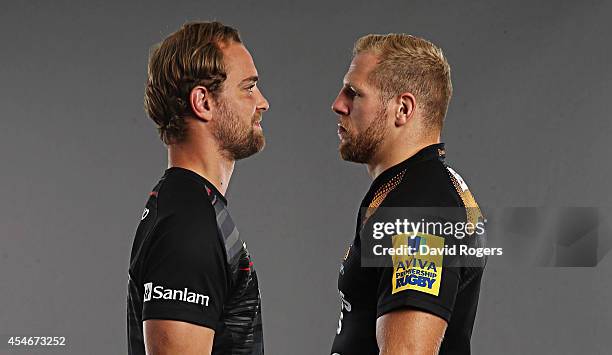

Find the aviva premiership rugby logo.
[
  {"left": 391, "top": 233, "right": 444, "bottom": 296},
  {"left": 143, "top": 282, "right": 210, "bottom": 306}
]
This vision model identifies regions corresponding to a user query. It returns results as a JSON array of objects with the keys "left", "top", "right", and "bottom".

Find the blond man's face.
[{"left": 331, "top": 52, "right": 390, "bottom": 164}]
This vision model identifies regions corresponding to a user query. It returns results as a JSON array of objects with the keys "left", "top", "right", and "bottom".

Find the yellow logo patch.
[{"left": 391, "top": 233, "right": 444, "bottom": 296}]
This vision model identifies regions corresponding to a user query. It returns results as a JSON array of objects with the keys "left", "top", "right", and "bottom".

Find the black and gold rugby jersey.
[
  {"left": 127, "top": 167, "right": 263, "bottom": 354},
  {"left": 331, "top": 143, "right": 485, "bottom": 355}
]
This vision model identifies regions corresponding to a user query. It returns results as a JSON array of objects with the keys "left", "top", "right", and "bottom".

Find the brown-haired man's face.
[
  {"left": 211, "top": 42, "right": 269, "bottom": 160},
  {"left": 331, "top": 52, "right": 389, "bottom": 164}
]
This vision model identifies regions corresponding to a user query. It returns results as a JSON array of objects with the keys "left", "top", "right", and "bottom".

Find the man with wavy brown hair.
[
  {"left": 127, "top": 21, "right": 269, "bottom": 355},
  {"left": 331, "top": 33, "right": 485, "bottom": 355}
]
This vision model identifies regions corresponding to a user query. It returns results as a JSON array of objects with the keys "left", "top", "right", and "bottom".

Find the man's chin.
[
  {"left": 231, "top": 135, "right": 265, "bottom": 161},
  {"left": 253, "top": 131, "right": 266, "bottom": 152},
  {"left": 339, "top": 145, "right": 368, "bottom": 164},
  {"left": 254, "top": 138, "right": 265, "bottom": 154}
]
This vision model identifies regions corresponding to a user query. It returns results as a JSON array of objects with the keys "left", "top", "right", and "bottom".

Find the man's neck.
[
  {"left": 366, "top": 138, "right": 440, "bottom": 181},
  {"left": 167, "top": 142, "right": 235, "bottom": 196}
]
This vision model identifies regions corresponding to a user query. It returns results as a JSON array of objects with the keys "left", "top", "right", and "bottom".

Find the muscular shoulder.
[
  {"left": 156, "top": 171, "right": 216, "bottom": 218},
  {"left": 130, "top": 171, "right": 226, "bottom": 287},
  {"left": 384, "top": 159, "right": 484, "bottom": 231},
  {"left": 384, "top": 159, "right": 464, "bottom": 208},
  {"left": 145, "top": 171, "right": 222, "bottom": 257}
]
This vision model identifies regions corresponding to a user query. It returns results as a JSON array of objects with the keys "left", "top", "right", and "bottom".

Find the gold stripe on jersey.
[
  {"left": 446, "top": 167, "right": 483, "bottom": 234},
  {"left": 364, "top": 170, "right": 406, "bottom": 223}
]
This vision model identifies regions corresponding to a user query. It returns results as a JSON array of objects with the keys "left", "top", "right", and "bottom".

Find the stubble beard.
[{"left": 339, "top": 106, "right": 388, "bottom": 164}]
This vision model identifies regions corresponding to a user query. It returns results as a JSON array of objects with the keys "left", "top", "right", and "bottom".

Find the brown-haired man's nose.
[{"left": 257, "top": 92, "right": 270, "bottom": 112}]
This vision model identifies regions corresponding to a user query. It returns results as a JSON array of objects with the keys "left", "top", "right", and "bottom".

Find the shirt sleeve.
[
  {"left": 141, "top": 206, "right": 228, "bottom": 331},
  {"left": 366, "top": 199, "right": 471, "bottom": 323},
  {"left": 375, "top": 247, "right": 461, "bottom": 323},
  {"left": 370, "top": 211, "right": 463, "bottom": 323}
]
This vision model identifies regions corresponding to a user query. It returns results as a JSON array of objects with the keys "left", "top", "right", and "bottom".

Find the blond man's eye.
[{"left": 343, "top": 86, "right": 359, "bottom": 98}]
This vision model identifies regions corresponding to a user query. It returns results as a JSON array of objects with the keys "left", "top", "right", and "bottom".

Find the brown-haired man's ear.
[{"left": 190, "top": 86, "right": 214, "bottom": 122}]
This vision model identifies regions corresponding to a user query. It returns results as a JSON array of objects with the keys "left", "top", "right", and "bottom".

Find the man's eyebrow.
[{"left": 239, "top": 75, "right": 259, "bottom": 86}]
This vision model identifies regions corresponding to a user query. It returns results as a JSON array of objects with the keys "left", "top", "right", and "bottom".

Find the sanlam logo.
[{"left": 143, "top": 282, "right": 210, "bottom": 306}]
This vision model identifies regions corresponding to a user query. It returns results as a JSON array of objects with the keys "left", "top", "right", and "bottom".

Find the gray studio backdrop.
[{"left": 1, "top": 0, "right": 610, "bottom": 354}]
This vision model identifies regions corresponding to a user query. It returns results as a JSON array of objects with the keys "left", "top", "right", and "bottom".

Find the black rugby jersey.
[
  {"left": 127, "top": 167, "right": 263, "bottom": 355},
  {"left": 331, "top": 144, "right": 485, "bottom": 355}
]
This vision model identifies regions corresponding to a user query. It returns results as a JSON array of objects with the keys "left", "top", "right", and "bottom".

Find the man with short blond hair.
[
  {"left": 353, "top": 34, "right": 452, "bottom": 130},
  {"left": 127, "top": 21, "right": 269, "bottom": 355},
  {"left": 331, "top": 33, "right": 485, "bottom": 354}
]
